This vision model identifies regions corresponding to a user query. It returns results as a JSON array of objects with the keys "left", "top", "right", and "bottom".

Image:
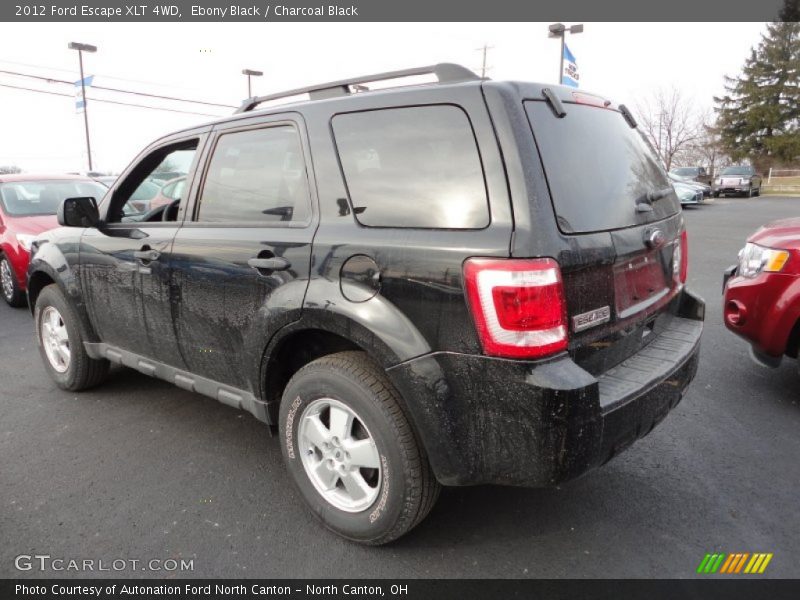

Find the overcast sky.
[{"left": 0, "top": 22, "right": 767, "bottom": 173}]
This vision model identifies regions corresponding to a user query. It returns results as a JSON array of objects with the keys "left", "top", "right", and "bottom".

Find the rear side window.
[
  {"left": 197, "top": 125, "right": 311, "bottom": 224},
  {"left": 525, "top": 101, "right": 679, "bottom": 233},
  {"left": 332, "top": 105, "right": 489, "bottom": 229}
]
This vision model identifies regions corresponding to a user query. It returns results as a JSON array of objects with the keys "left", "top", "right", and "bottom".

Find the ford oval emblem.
[{"left": 645, "top": 228, "right": 666, "bottom": 248}]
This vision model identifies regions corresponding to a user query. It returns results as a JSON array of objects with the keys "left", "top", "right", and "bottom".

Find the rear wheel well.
[
  {"left": 263, "top": 329, "right": 362, "bottom": 423},
  {"left": 26, "top": 271, "right": 56, "bottom": 314}
]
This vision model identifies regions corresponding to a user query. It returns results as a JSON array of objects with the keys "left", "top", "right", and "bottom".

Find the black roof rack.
[{"left": 234, "top": 63, "right": 481, "bottom": 114}]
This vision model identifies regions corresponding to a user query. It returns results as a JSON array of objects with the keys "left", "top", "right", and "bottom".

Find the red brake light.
[
  {"left": 678, "top": 230, "right": 689, "bottom": 284},
  {"left": 463, "top": 258, "right": 568, "bottom": 359}
]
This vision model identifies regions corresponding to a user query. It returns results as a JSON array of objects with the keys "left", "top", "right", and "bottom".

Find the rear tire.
[
  {"left": 279, "top": 351, "right": 440, "bottom": 545},
  {"left": 1, "top": 256, "right": 26, "bottom": 307},
  {"left": 34, "top": 284, "right": 109, "bottom": 391}
]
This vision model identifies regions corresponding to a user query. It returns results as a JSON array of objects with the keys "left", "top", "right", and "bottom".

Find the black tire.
[
  {"left": 34, "top": 284, "right": 109, "bottom": 391},
  {"left": 1, "top": 255, "right": 26, "bottom": 307},
  {"left": 279, "top": 351, "right": 440, "bottom": 545},
  {"left": 755, "top": 186, "right": 761, "bottom": 197}
]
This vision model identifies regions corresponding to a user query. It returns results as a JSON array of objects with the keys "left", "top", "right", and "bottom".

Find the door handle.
[
  {"left": 134, "top": 249, "right": 161, "bottom": 262},
  {"left": 248, "top": 257, "right": 291, "bottom": 272}
]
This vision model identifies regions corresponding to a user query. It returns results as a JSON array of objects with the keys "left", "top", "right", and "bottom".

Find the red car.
[
  {"left": 0, "top": 174, "right": 107, "bottom": 306},
  {"left": 723, "top": 218, "right": 800, "bottom": 368}
]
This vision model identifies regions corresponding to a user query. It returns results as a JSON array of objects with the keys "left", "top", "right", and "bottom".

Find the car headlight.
[
  {"left": 715, "top": 178, "right": 722, "bottom": 185},
  {"left": 678, "top": 188, "right": 694, "bottom": 201},
  {"left": 737, "top": 242, "right": 790, "bottom": 278},
  {"left": 15, "top": 233, "right": 36, "bottom": 252}
]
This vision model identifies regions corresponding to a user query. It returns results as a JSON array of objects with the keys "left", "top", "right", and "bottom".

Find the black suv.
[{"left": 28, "top": 64, "right": 704, "bottom": 544}]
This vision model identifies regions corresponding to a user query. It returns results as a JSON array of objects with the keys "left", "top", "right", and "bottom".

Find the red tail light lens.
[
  {"left": 463, "top": 258, "right": 568, "bottom": 359},
  {"left": 673, "top": 230, "right": 688, "bottom": 284}
]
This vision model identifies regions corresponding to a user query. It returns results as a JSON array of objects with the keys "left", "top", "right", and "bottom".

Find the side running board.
[{"left": 83, "top": 342, "right": 269, "bottom": 424}]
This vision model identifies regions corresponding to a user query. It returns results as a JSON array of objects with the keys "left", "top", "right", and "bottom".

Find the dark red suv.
[{"left": 723, "top": 218, "right": 800, "bottom": 368}]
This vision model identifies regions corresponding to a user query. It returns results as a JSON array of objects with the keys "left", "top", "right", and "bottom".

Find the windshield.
[
  {"left": 721, "top": 166, "right": 752, "bottom": 176},
  {"left": 525, "top": 101, "right": 679, "bottom": 233},
  {"left": 672, "top": 167, "right": 698, "bottom": 176},
  {"left": 0, "top": 180, "right": 107, "bottom": 216}
]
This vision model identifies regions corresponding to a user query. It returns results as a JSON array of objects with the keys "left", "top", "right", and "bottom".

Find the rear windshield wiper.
[
  {"left": 541, "top": 88, "right": 567, "bottom": 118},
  {"left": 636, "top": 187, "right": 672, "bottom": 212}
]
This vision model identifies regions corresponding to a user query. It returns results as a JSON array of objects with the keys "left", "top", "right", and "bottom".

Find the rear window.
[
  {"left": 525, "top": 101, "right": 679, "bottom": 233},
  {"left": 332, "top": 105, "right": 489, "bottom": 229}
]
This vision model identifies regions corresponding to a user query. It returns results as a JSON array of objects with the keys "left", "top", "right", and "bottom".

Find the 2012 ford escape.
[{"left": 27, "top": 64, "right": 704, "bottom": 544}]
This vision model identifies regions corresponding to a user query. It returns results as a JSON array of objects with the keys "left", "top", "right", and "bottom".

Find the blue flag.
[
  {"left": 561, "top": 44, "right": 579, "bottom": 88},
  {"left": 74, "top": 75, "right": 94, "bottom": 113}
]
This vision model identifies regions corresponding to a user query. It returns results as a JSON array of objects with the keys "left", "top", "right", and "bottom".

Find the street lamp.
[
  {"left": 548, "top": 23, "right": 583, "bottom": 85},
  {"left": 68, "top": 42, "right": 97, "bottom": 172},
  {"left": 241, "top": 69, "right": 263, "bottom": 98}
]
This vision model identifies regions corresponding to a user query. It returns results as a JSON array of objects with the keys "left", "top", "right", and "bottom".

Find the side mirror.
[{"left": 58, "top": 197, "right": 99, "bottom": 228}]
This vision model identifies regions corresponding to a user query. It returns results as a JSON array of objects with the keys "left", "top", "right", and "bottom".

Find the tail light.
[
  {"left": 673, "top": 230, "right": 688, "bottom": 284},
  {"left": 463, "top": 258, "right": 568, "bottom": 359}
]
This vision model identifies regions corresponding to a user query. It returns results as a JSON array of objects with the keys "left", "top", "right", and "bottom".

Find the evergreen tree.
[{"left": 713, "top": 1, "right": 799, "bottom": 171}]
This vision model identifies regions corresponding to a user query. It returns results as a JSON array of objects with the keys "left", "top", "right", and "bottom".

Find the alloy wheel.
[
  {"left": 40, "top": 306, "right": 71, "bottom": 373},
  {"left": 298, "top": 397, "right": 382, "bottom": 512}
]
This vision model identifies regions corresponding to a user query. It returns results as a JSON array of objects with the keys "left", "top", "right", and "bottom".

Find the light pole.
[
  {"left": 548, "top": 23, "right": 583, "bottom": 85},
  {"left": 242, "top": 69, "right": 263, "bottom": 99},
  {"left": 68, "top": 42, "right": 97, "bottom": 172}
]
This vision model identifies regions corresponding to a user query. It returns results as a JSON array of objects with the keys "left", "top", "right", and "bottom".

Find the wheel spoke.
[
  {"left": 340, "top": 470, "right": 372, "bottom": 502},
  {"left": 303, "top": 415, "right": 330, "bottom": 451},
  {"left": 344, "top": 438, "right": 380, "bottom": 469},
  {"left": 311, "top": 459, "right": 339, "bottom": 491},
  {"left": 55, "top": 325, "right": 69, "bottom": 343},
  {"left": 57, "top": 344, "right": 71, "bottom": 365},
  {"left": 328, "top": 404, "right": 352, "bottom": 440}
]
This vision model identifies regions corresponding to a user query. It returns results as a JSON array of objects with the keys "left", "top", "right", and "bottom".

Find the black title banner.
[
  {"left": 1, "top": 0, "right": 791, "bottom": 22},
  {"left": 4, "top": 579, "right": 800, "bottom": 600}
]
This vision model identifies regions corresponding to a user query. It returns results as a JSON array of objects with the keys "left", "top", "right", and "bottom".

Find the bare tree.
[
  {"left": 680, "top": 112, "right": 731, "bottom": 179},
  {"left": 635, "top": 88, "right": 702, "bottom": 171}
]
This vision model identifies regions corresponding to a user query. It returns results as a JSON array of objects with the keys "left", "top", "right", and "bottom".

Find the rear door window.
[
  {"left": 332, "top": 105, "right": 489, "bottom": 229},
  {"left": 525, "top": 101, "right": 679, "bottom": 233}
]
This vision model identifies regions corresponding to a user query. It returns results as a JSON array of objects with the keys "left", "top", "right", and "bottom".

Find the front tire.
[
  {"left": 34, "top": 284, "right": 109, "bottom": 391},
  {"left": 1, "top": 256, "right": 26, "bottom": 307},
  {"left": 279, "top": 351, "right": 440, "bottom": 545}
]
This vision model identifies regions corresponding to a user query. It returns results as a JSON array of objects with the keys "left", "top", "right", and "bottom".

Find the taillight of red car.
[{"left": 463, "top": 257, "right": 568, "bottom": 359}]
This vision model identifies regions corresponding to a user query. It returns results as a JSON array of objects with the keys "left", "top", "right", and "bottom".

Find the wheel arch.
[{"left": 259, "top": 306, "right": 430, "bottom": 426}]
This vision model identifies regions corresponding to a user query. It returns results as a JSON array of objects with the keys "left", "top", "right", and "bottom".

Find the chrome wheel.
[
  {"left": 1, "top": 259, "right": 14, "bottom": 301},
  {"left": 298, "top": 397, "right": 382, "bottom": 513},
  {"left": 40, "top": 306, "right": 71, "bottom": 373}
]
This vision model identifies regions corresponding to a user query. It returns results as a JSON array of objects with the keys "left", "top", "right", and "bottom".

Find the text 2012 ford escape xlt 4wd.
[{"left": 28, "top": 64, "right": 704, "bottom": 544}]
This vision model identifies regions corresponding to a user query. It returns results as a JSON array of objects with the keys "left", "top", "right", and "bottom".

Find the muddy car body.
[{"left": 28, "top": 64, "right": 704, "bottom": 544}]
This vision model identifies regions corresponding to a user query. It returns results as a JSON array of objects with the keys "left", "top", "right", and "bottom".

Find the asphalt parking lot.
[{"left": 1, "top": 196, "right": 799, "bottom": 579}]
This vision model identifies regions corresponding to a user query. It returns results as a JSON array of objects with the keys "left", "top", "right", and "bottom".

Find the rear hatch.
[{"left": 523, "top": 93, "right": 685, "bottom": 374}]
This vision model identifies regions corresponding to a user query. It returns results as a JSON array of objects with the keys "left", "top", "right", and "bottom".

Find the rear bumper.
[{"left": 387, "top": 290, "right": 704, "bottom": 487}]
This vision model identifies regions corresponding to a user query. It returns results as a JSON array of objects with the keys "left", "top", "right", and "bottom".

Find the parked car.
[
  {"left": 671, "top": 173, "right": 711, "bottom": 198},
  {"left": 27, "top": 64, "right": 704, "bottom": 544},
  {"left": 714, "top": 165, "right": 762, "bottom": 197},
  {"left": 723, "top": 219, "right": 799, "bottom": 369},
  {"left": 673, "top": 180, "right": 704, "bottom": 206},
  {"left": 670, "top": 166, "right": 712, "bottom": 187},
  {"left": 0, "top": 174, "right": 106, "bottom": 307}
]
